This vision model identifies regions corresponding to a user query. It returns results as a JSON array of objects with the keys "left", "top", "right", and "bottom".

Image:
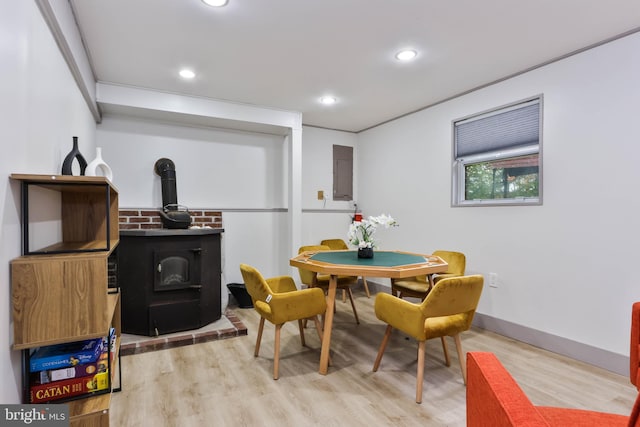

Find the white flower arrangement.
[{"left": 347, "top": 214, "right": 398, "bottom": 249}]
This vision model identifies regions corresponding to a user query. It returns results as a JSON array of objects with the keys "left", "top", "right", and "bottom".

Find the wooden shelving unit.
[
  {"left": 10, "top": 174, "right": 121, "bottom": 427},
  {"left": 10, "top": 174, "right": 119, "bottom": 255}
]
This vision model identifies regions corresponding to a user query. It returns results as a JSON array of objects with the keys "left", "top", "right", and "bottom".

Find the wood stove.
[{"left": 118, "top": 228, "right": 224, "bottom": 336}]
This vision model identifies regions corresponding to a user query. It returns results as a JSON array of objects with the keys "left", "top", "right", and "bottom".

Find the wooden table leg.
[{"left": 319, "top": 274, "right": 337, "bottom": 375}]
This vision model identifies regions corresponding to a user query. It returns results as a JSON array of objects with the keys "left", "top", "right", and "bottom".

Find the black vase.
[
  {"left": 61, "top": 136, "right": 87, "bottom": 176},
  {"left": 358, "top": 247, "right": 374, "bottom": 259}
]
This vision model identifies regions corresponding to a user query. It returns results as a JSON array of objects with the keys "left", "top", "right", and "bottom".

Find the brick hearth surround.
[{"left": 119, "top": 209, "right": 223, "bottom": 230}]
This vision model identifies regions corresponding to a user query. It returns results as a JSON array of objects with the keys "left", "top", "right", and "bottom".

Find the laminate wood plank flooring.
[{"left": 111, "top": 292, "right": 637, "bottom": 426}]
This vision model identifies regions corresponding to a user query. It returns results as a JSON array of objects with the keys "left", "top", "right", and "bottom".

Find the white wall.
[
  {"left": 97, "top": 116, "right": 289, "bottom": 308},
  {"left": 300, "top": 126, "right": 358, "bottom": 210},
  {"left": 0, "top": 1, "right": 97, "bottom": 403},
  {"left": 357, "top": 32, "right": 640, "bottom": 359},
  {"left": 97, "top": 119, "right": 355, "bottom": 303},
  {"left": 96, "top": 116, "right": 286, "bottom": 209},
  {"left": 300, "top": 126, "right": 358, "bottom": 247}
]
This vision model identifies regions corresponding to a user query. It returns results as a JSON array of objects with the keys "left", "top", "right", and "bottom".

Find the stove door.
[
  {"left": 153, "top": 248, "right": 201, "bottom": 292},
  {"left": 148, "top": 300, "right": 201, "bottom": 336}
]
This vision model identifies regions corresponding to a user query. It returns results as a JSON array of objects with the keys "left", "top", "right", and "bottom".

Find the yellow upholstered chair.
[
  {"left": 319, "top": 238, "right": 349, "bottom": 250},
  {"left": 297, "top": 245, "right": 360, "bottom": 324},
  {"left": 239, "top": 263, "right": 327, "bottom": 380},
  {"left": 391, "top": 250, "right": 466, "bottom": 300},
  {"left": 373, "top": 275, "right": 484, "bottom": 403},
  {"left": 321, "top": 238, "right": 371, "bottom": 298}
]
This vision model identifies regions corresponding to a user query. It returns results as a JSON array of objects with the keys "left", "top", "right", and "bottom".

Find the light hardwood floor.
[{"left": 111, "top": 291, "right": 637, "bottom": 426}]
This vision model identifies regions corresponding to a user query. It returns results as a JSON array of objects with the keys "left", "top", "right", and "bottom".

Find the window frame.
[{"left": 451, "top": 95, "right": 543, "bottom": 207}]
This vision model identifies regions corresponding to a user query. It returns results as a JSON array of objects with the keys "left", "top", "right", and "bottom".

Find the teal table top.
[{"left": 310, "top": 250, "right": 427, "bottom": 267}]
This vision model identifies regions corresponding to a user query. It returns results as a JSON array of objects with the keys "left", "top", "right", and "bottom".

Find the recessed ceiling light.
[
  {"left": 202, "top": 0, "right": 228, "bottom": 6},
  {"left": 319, "top": 96, "right": 337, "bottom": 105},
  {"left": 179, "top": 69, "right": 196, "bottom": 79},
  {"left": 395, "top": 49, "right": 417, "bottom": 61}
]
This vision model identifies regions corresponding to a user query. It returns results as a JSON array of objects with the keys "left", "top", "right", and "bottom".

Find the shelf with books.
[
  {"left": 26, "top": 335, "right": 111, "bottom": 404},
  {"left": 10, "top": 173, "right": 121, "bottom": 427},
  {"left": 19, "top": 297, "right": 120, "bottom": 409}
]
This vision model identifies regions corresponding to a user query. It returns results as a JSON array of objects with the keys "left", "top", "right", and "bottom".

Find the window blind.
[{"left": 455, "top": 99, "right": 540, "bottom": 158}]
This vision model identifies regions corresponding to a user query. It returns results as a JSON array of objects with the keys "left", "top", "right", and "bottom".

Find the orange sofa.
[{"left": 466, "top": 302, "right": 640, "bottom": 426}]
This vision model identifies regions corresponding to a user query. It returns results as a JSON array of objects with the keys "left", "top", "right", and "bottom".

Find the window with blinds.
[{"left": 452, "top": 96, "right": 542, "bottom": 206}]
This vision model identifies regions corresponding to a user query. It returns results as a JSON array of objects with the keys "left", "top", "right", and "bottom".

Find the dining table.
[{"left": 289, "top": 249, "right": 449, "bottom": 375}]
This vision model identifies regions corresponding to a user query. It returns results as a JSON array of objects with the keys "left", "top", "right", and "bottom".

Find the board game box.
[{"left": 29, "top": 337, "right": 105, "bottom": 372}]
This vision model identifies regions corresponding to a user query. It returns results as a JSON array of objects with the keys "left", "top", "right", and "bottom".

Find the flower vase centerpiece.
[{"left": 348, "top": 213, "right": 398, "bottom": 258}]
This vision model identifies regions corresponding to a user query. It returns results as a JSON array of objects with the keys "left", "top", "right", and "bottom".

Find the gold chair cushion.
[
  {"left": 320, "top": 239, "right": 349, "bottom": 250},
  {"left": 424, "top": 313, "right": 469, "bottom": 339},
  {"left": 240, "top": 264, "right": 327, "bottom": 325},
  {"left": 434, "top": 273, "right": 457, "bottom": 284},
  {"left": 266, "top": 275, "right": 298, "bottom": 293},
  {"left": 375, "top": 293, "right": 426, "bottom": 339},
  {"left": 392, "top": 278, "right": 429, "bottom": 293},
  {"left": 254, "top": 288, "right": 327, "bottom": 325},
  {"left": 297, "top": 245, "right": 358, "bottom": 287},
  {"left": 391, "top": 250, "right": 467, "bottom": 297},
  {"left": 375, "top": 275, "right": 484, "bottom": 341},
  {"left": 316, "top": 274, "right": 358, "bottom": 287},
  {"left": 433, "top": 250, "right": 466, "bottom": 276}
]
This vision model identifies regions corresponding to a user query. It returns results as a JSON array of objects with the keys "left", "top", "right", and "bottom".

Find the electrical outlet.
[
  {"left": 317, "top": 190, "right": 324, "bottom": 200},
  {"left": 489, "top": 272, "right": 498, "bottom": 288}
]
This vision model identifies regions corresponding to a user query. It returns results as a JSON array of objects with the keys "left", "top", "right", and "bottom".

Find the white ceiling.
[{"left": 70, "top": 0, "right": 640, "bottom": 133}]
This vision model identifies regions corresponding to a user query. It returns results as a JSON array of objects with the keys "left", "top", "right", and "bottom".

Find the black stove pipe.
[
  {"left": 154, "top": 158, "right": 192, "bottom": 229},
  {"left": 155, "top": 158, "right": 178, "bottom": 208}
]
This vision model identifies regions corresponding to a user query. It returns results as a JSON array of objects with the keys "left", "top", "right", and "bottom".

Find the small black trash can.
[{"left": 227, "top": 283, "right": 253, "bottom": 308}]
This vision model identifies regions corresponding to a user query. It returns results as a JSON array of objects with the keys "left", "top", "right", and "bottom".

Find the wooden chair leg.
[
  {"left": 391, "top": 279, "right": 400, "bottom": 297},
  {"left": 362, "top": 277, "right": 371, "bottom": 298},
  {"left": 255, "top": 317, "right": 265, "bottom": 357},
  {"left": 273, "top": 323, "right": 282, "bottom": 380},
  {"left": 298, "top": 319, "right": 306, "bottom": 347},
  {"left": 346, "top": 288, "right": 360, "bottom": 324},
  {"left": 416, "top": 340, "right": 425, "bottom": 404},
  {"left": 342, "top": 289, "right": 347, "bottom": 303},
  {"left": 373, "top": 325, "right": 393, "bottom": 371},
  {"left": 441, "top": 336, "right": 451, "bottom": 366},
  {"left": 454, "top": 334, "right": 467, "bottom": 384}
]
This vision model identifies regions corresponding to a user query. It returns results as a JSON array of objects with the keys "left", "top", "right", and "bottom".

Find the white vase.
[{"left": 85, "top": 147, "right": 113, "bottom": 181}]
